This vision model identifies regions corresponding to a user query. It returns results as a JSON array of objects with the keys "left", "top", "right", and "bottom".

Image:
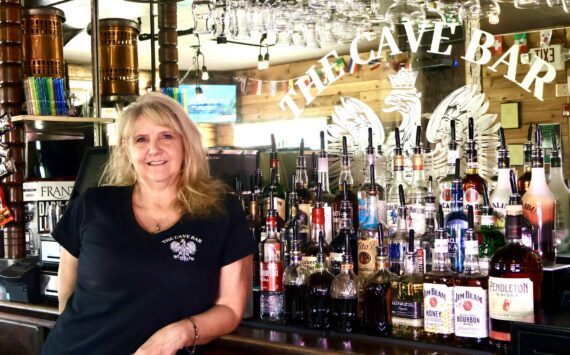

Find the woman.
[{"left": 42, "top": 92, "right": 255, "bottom": 355}]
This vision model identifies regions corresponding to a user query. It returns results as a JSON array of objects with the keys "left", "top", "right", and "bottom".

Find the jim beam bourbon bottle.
[
  {"left": 462, "top": 117, "right": 487, "bottom": 229},
  {"left": 489, "top": 170, "right": 543, "bottom": 354}
]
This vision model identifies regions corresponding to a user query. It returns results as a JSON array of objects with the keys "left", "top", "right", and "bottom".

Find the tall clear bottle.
[
  {"left": 389, "top": 185, "right": 408, "bottom": 276},
  {"left": 462, "top": 117, "right": 487, "bottom": 229},
  {"left": 421, "top": 176, "right": 437, "bottom": 273},
  {"left": 262, "top": 134, "right": 286, "bottom": 221},
  {"left": 331, "top": 181, "right": 358, "bottom": 276},
  {"left": 391, "top": 230, "right": 425, "bottom": 340},
  {"left": 333, "top": 136, "right": 359, "bottom": 234},
  {"left": 358, "top": 164, "right": 382, "bottom": 282},
  {"left": 423, "top": 206, "right": 456, "bottom": 343},
  {"left": 446, "top": 159, "right": 468, "bottom": 273},
  {"left": 283, "top": 222, "right": 310, "bottom": 325},
  {"left": 386, "top": 128, "right": 408, "bottom": 234},
  {"left": 363, "top": 224, "right": 395, "bottom": 336},
  {"left": 406, "top": 126, "right": 428, "bottom": 237},
  {"left": 479, "top": 184, "right": 505, "bottom": 276},
  {"left": 518, "top": 124, "right": 534, "bottom": 195},
  {"left": 490, "top": 128, "right": 512, "bottom": 234},
  {"left": 358, "top": 128, "right": 386, "bottom": 227},
  {"left": 260, "top": 191, "right": 284, "bottom": 322},
  {"left": 548, "top": 133, "right": 570, "bottom": 254},
  {"left": 316, "top": 131, "right": 334, "bottom": 242},
  {"left": 489, "top": 172, "right": 543, "bottom": 354},
  {"left": 295, "top": 139, "right": 313, "bottom": 228},
  {"left": 307, "top": 231, "right": 334, "bottom": 330},
  {"left": 454, "top": 213, "right": 489, "bottom": 349},
  {"left": 522, "top": 127, "right": 556, "bottom": 267},
  {"left": 439, "top": 119, "right": 459, "bottom": 216},
  {"left": 331, "top": 232, "right": 359, "bottom": 333},
  {"left": 303, "top": 183, "right": 331, "bottom": 272}
]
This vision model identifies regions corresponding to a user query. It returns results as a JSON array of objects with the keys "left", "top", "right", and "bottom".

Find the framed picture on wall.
[
  {"left": 509, "top": 144, "right": 524, "bottom": 166},
  {"left": 500, "top": 102, "right": 520, "bottom": 129}
]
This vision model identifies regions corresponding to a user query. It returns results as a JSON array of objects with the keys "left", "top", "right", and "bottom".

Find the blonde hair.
[{"left": 100, "top": 92, "right": 227, "bottom": 217}]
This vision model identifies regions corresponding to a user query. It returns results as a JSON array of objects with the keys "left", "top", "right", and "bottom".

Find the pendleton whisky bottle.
[
  {"left": 406, "top": 126, "right": 428, "bottom": 237},
  {"left": 517, "top": 124, "right": 534, "bottom": 195},
  {"left": 439, "top": 119, "right": 460, "bottom": 216},
  {"left": 283, "top": 222, "right": 310, "bottom": 325},
  {"left": 331, "top": 232, "right": 359, "bottom": 333},
  {"left": 333, "top": 136, "right": 359, "bottom": 234},
  {"left": 358, "top": 127, "right": 386, "bottom": 226},
  {"left": 262, "top": 134, "right": 286, "bottom": 221},
  {"left": 307, "top": 231, "right": 334, "bottom": 330},
  {"left": 489, "top": 128, "right": 512, "bottom": 234},
  {"left": 522, "top": 127, "right": 556, "bottom": 267},
  {"left": 386, "top": 128, "right": 408, "bottom": 234},
  {"left": 462, "top": 117, "right": 487, "bottom": 229},
  {"left": 489, "top": 174, "right": 543, "bottom": 354},
  {"left": 391, "top": 230, "right": 425, "bottom": 340}
]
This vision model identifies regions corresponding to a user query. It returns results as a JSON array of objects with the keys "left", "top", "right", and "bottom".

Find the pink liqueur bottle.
[{"left": 522, "top": 128, "right": 557, "bottom": 267}]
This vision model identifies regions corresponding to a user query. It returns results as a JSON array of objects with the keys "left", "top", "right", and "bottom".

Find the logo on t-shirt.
[{"left": 162, "top": 234, "right": 202, "bottom": 262}]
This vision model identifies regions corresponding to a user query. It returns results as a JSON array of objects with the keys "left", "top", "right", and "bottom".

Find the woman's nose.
[{"left": 148, "top": 137, "right": 161, "bottom": 153}]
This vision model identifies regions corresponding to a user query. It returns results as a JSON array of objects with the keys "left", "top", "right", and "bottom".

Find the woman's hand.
[{"left": 134, "top": 319, "right": 193, "bottom": 355}]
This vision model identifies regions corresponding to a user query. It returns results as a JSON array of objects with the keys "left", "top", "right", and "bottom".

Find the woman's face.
[{"left": 127, "top": 115, "right": 184, "bottom": 187}]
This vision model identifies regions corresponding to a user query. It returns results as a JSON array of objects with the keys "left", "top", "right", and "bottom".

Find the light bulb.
[
  {"left": 201, "top": 68, "right": 209, "bottom": 81},
  {"left": 488, "top": 14, "right": 500, "bottom": 25},
  {"left": 257, "top": 54, "right": 264, "bottom": 70}
]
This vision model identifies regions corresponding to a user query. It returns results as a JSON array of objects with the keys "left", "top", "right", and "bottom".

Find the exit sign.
[{"left": 530, "top": 44, "right": 566, "bottom": 71}]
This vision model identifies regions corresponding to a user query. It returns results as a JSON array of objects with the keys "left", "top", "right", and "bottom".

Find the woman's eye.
[
  {"left": 134, "top": 136, "right": 147, "bottom": 143},
  {"left": 160, "top": 133, "right": 174, "bottom": 140}
]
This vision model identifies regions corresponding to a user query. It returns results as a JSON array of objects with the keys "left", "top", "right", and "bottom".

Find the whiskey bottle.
[
  {"left": 489, "top": 175, "right": 543, "bottom": 353},
  {"left": 262, "top": 134, "right": 286, "bottom": 221},
  {"left": 462, "top": 117, "right": 487, "bottom": 229},
  {"left": 479, "top": 184, "right": 505, "bottom": 276},
  {"left": 307, "top": 231, "right": 334, "bottom": 330},
  {"left": 446, "top": 159, "right": 468, "bottom": 273},
  {"left": 283, "top": 174, "right": 310, "bottom": 268},
  {"left": 363, "top": 224, "right": 395, "bottom": 336},
  {"left": 333, "top": 136, "right": 359, "bottom": 234},
  {"left": 454, "top": 216, "right": 489, "bottom": 349},
  {"left": 548, "top": 133, "right": 570, "bottom": 254},
  {"left": 358, "top": 164, "right": 381, "bottom": 282},
  {"left": 423, "top": 207, "right": 456, "bottom": 343},
  {"left": 295, "top": 139, "right": 313, "bottom": 226},
  {"left": 331, "top": 232, "right": 359, "bottom": 333},
  {"left": 439, "top": 119, "right": 459, "bottom": 216},
  {"left": 406, "top": 126, "right": 428, "bottom": 237},
  {"left": 331, "top": 181, "right": 357, "bottom": 276},
  {"left": 386, "top": 128, "right": 408, "bottom": 234},
  {"left": 489, "top": 128, "right": 512, "bottom": 234},
  {"left": 357, "top": 127, "right": 386, "bottom": 226},
  {"left": 389, "top": 185, "right": 408, "bottom": 276},
  {"left": 522, "top": 127, "right": 556, "bottom": 267},
  {"left": 302, "top": 183, "right": 331, "bottom": 273},
  {"left": 391, "top": 230, "right": 425, "bottom": 340},
  {"left": 316, "top": 131, "right": 335, "bottom": 242},
  {"left": 517, "top": 124, "right": 534, "bottom": 195},
  {"left": 260, "top": 191, "right": 285, "bottom": 322},
  {"left": 283, "top": 222, "right": 310, "bottom": 325}
]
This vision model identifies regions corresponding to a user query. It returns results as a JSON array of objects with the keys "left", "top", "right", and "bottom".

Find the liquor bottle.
[
  {"left": 522, "top": 127, "right": 556, "bottom": 267},
  {"left": 331, "top": 181, "right": 358, "bottom": 276},
  {"left": 358, "top": 164, "right": 382, "bottom": 281},
  {"left": 462, "top": 117, "right": 487, "bottom": 229},
  {"left": 389, "top": 185, "right": 408, "bottom": 276},
  {"left": 316, "top": 131, "right": 335, "bottom": 242},
  {"left": 262, "top": 133, "right": 286, "bottom": 222},
  {"left": 307, "top": 231, "right": 334, "bottom": 330},
  {"left": 423, "top": 145, "right": 438, "bottom": 199},
  {"left": 234, "top": 176, "right": 245, "bottom": 212},
  {"left": 423, "top": 206, "right": 457, "bottom": 343},
  {"left": 446, "top": 159, "right": 468, "bottom": 273},
  {"left": 283, "top": 222, "right": 310, "bottom": 325},
  {"left": 391, "top": 230, "right": 425, "bottom": 340},
  {"left": 331, "top": 232, "right": 359, "bottom": 333},
  {"left": 439, "top": 119, "right": 460, "bottom": 216},
  {"left": 295, "top": 139, "right": 313, "bottom": 226},
  {"left": 247, "top": 178, "right": 263, "bottom": 298},
  {"left": 260, "top": 191, "right": 284, "bottom": 321},
  {"left": 489, "top": 175, "right": 543, "bottom": 354},
  {"left": 406, "top": 126, "right": 428, "bottom": 237},
  {"left": 386, "top": 128, "right": 408, "bottom": 234},
  {"left": 479, "top": 184, "right": 505, "bottom": 276},
  {"left": 377, "top": 144, "right": 389, "bottom": 192},
  {"left": 357, "top": 128, "right": 386, "bottom": 227},
  {"left": 333, "top": 136, "right": 359, "bottom": 234},
  {"left": 548, "top": 133, "right": 570, "bottom": 254},
  {"left": 265, "top": 169, "right": 285, "bottom": 229},
  {"left": 363, "top": 224, "right": 395, "bottom": 336},
  {"left": 454, "top": 212, "right": 489, "bottom": 349},
  {"left": 489, "top": 128, "right": 512, "bottom": 234},
  {"left": 518, "top": 124, "right": 534, "bottom": 195},
  {"left": 302, "top": 183, "right": 331, "bottom": 272},
  {"left": 308, "top": 152, "right": 319, "bottom": 198},
  {"left": 421, "top": 176, "right": 437, "bottom": 273},
  {"left": 283, "top": 174, "right": 310, "bottom": 268}
]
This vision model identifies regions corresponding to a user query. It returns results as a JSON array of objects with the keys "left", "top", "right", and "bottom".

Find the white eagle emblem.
[{"left": 169, "top": 240, "right": 197, "bottom": 262}]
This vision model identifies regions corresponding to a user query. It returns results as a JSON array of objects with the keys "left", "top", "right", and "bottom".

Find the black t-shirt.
[{"left": 41, "top": 186, "right": 255, "bottom": 355}]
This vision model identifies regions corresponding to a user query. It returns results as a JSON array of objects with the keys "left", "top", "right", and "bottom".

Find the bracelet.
[{"left": 185, "top": 317, "right": 199, "bottom": 355}]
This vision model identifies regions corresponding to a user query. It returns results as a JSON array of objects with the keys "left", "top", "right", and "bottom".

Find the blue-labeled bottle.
[{"left": 445, "top": 158, "right": 468, "bottom": 273}]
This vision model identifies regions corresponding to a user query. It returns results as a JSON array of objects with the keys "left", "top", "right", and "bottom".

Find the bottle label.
[
  {"left": 392, "top": 300, "right": 423, "bottom": 327},
  {"left": 318, "top": 157, "right": 328, "bottom": 172},
  {"left": 434, "top": 239, "right": 448, "bottom": 253},
  {"left": 386, "top": 202, "right": 398, "bottom": 229},
  {"left": 490, "top": 203, "right": 506, "bottom": 230},
  {"left": 463, "top": 188, "right": 483, "bottom": 226},
  {"left": 301, "top": 256, "right": 318, "bottom": 273},
  {"left": 423, "top": 283, "right": 454, "bottom": 335},
  {"left": 330, "top": 252, "right": 343, "bottom": 275},
  {"left": 415, "top": 247, "right": 425, "bottom": 275},
  {"left": 408, "top": 203, "right": 426, "bottom": 235},
  {"left": 299, "top": 203, "right": 312, "bottom": 223},
  {"left": 378, "top": 200, "right": 387, "bottom": 225},
  {"left": 465, "top": 240, "right": 478, "bottom": 256},
  {"left": 358, "top": 196, "right": 367, "bottom": 227},
  {"left": 341, "top": 263, "right": 353, "bottom": 272},
  {"left": 454, "top": 286, "right": 488, "bottom": 338},
  {"left": 267, "top": 197, "right": 286, "bottom": 223},
  {"left": 489, "top": 277, "right": 534, "bottom": 341},
  {"left": 479, "top": 257, "right": 489, "bottom": 276},
  {"left": 323, "top": 205, "right": 333, "bottom": 243},
  {"left": 260, "top": 261, "right": 282, "bottom": 292},
  {"left": 481, "top": 214, "right": 496, "bottom": 228},
  {"left": 357, "top": 238, "right": 378, "bottom": 279},
  {"left": 439, "top": 182, "right": 452, "bottom": 216},
  {"left": 447, "top": 224, "right": 466, "bottom": 273}
]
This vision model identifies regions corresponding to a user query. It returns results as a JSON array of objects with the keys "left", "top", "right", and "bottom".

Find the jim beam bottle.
[
  {"left": 333, "top": 136, "right": 359, "bottom": 234},
  {"left": 406, "top": 126, "right": 428, "bottom": 237},
  {"left": 439, "top": 119, "right": 459, "bottom": 216},
  {"left": 462, "top": 117, "right": 487, "bottom": 229},
  {"left": 517, "top": 124, "right": 534, "bottom": 195},
  {"left": 386, "top": 128, "right": 407, "bottom": 234},
  {"left": 489, "top": 170, "right": 543, "bottom": 353}
]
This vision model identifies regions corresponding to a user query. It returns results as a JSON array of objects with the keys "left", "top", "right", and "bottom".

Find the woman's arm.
[
  {"left": 135, "top": 255, "right": 253, "bottom": 355},
  {"left": 58, "top": 249, "right": 79, "bottom": 313}
]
